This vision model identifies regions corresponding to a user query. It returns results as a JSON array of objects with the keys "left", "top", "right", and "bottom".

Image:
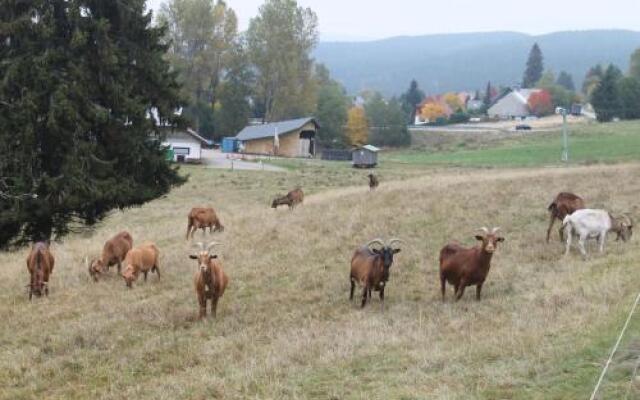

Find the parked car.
[{"left": 515, "top": 124, "right": 532, "bottom": 131}]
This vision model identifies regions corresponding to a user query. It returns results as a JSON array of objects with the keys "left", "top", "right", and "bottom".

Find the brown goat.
[
  {"left": 271, "top": 188, "right": 304, "bottom": 210},
  {"left": 368, "top": 174, "right": 379, "bottom": 190},
  {"left": 190, "top": 242, "right": 229, "bottom": 319},
  {"left": 88, "top": 231, "right": 133, "bottom": 281},
  {"left": 121, "top": 243, "right": 160, "bottom": 288},
  {"left": 350, "top": 238, "right": 402, "bottom": 310},
  {"left": 547, "top": 192, "right": 585, "bottom": 242},
  {"left": 186, "top": 207, "right": 224, "bottom": 240},
  {"left": 439, "top": 227, "right": 504, "bottom": 301},
  {"left": 26, "top": 241, "right": 55, "bottom": 300}
]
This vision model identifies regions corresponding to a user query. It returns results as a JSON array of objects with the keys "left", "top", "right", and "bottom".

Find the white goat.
[{"left": 562, "top": 209, "right": 633, "bottom": 258}]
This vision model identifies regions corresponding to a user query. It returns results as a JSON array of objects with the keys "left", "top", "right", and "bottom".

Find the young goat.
[
  {"left": 121, "top": 243, "right": 161, "bottom": 288},
  {"left": 190, "top": 242, "right": 229, "bottom": 319},
  {"left": 350, "top": 238, "right": 402, "bottom": 310},
  {"left": 271, "top": 188, "right": 304, "bottom": 210},
  {"left": 439, "top": 227, "right": 505, "bottom": 301},
  {"left": 563, "top": 209, "right": 633, "bottom": 258},
  {"left": 368, "top": 174, "right": 379, "bottom": 191}
]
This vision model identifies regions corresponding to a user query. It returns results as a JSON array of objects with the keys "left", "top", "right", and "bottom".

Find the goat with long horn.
[{"left": 350, "top": 237, "right": 403, "bottom": 310}]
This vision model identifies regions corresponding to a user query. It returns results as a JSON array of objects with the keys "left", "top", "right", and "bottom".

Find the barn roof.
[
  {"left": 353, "top": 144, "right": 380, "bottom": 152},
  {"left": 235, "top": 117, "right": 319, "bottom": 141}
]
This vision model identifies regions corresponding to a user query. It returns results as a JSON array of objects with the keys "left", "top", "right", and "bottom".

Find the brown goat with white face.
[
  {"left": 350, "top": 238, "right": 402, "bottom": 310},
  {"left": 26, "top": 241, "right": 55, "bottom": 300},
  {"left": 439, "top": 227, "right": 504, "bottom": 301},
  {"left": 190, "top": 242, "right": 229, "bottom": 319},
  {"left": 88, "top": 231, "right": 133, "bottom": 281},
  {"left": 186, "top": 207, "right": 224, "bottom": 240},
  {"left": 547, "top": 192, "right": 585, "bottom": 242},
  {"left": 121, "top": 243, "right": 160, "bottom": 288}
]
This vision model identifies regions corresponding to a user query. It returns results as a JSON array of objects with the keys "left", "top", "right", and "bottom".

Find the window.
[{"left": 173, "top": 147, "right": 190, "bottom": 156}]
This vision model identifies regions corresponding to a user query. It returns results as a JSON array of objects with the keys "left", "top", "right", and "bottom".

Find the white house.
[
  {"left": 487, "top": 89, "right": 541, "bottom": 119},
  {"left": 162, "top": 128, "right": 209, "bottom": 163}
]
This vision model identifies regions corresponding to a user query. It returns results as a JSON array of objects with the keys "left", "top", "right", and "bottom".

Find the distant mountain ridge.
[{"left": 313, "top": 30, "right": 640, "bottom": 96}]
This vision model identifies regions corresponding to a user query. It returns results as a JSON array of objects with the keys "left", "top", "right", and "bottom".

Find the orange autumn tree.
[
  {"left": 419, "top": 102, "right": 447, "bottom": 122},
  {"left": 443, "top": 92, "right": 464, "bottom": 111},
  {"left": 345, "top": 106, "right": 369, "bottom": 146},
  {"left": 527, "top": 90, "right": 553, "bottom": 116}
]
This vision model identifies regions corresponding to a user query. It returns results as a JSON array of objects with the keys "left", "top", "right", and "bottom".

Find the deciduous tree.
[
  {"left": 527, "top": 90, "right": 553, "bottom": 116},
  {"left": 618, "top": 76, "right": 640, "bottom": 120},
  {"left": 630, "top": 48, "right": 640, "bottom": 81},
  {"left": 420, "top": 102, "right": 447, "bottom": 122},
  {"left": 247, "top": 0, "right": 318, "bottom": 122},
  {"left": 345, "top": 107, "right": 368, "bottom": 146}
]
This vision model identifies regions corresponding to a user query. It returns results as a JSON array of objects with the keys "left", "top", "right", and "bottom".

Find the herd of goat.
[{"left": 24, "top": 176, "right": 634, "bottom": 317}]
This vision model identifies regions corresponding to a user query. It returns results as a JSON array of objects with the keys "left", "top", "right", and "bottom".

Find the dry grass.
[{"left": 1, "top": 162, "right": 640, "bottom": 399}]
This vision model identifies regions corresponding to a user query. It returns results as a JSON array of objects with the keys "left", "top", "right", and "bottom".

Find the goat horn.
[
  {"left": 477, "top": 227, "right": 489, "bottom": 234},
  {"left": 194, "top": 242, "right": 205, "bottom": 251},
  {"left": 387, "top": 238, "right": 404, "bottom": 248},
  {"left": 492, "top": 227, "right": 501, "bottom": 234},
  {"left": 365, "top": 238, "right": 385, "bottom": 249},
  {"left": 206, "top": 241, "right": 222, "bottom": 252}
]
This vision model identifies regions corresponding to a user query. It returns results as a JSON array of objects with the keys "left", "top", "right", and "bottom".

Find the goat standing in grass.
[
  {"left": 191, "top": 242, "right": 228, "bottom": 319},
  {"left": 562, "top": 209, "right": 633, "bottom": 258},
  {"left": 439, "top": 227, "right": 504, "bottom": 301},
  {"left": 350, "top": 238, "right": 402, "bottom": 310},
  {"left": 546, "top": 192, "right": 585, "bottom": 242}
]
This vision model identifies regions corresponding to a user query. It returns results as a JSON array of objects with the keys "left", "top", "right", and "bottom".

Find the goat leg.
[
  {"left": 476, "top": 283, "right": 483, "bottom": 301},
  {"left": 349, "top": 278, "right": 355, "bottom": 301},
  {"left": 546, "top": 213, "right": 556, "bottom": 243},
  {"left": 361, "top": 286, "right": 368, "bottom": 308}
]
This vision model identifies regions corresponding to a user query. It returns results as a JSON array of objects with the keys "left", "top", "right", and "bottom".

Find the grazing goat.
[
  {"left": 190, "top": 242, "right": 229, "bottom": 319},
  {"left": 26, "top": 241, "right": 55, "bottom": 300},
  {"left": 186, "top": 207, "right": 224, "bottom": 240},
  {"left": 121, "top": 243, "right": 161, "bottom": 288},
  {"left": 88, "top": 231, "right": 133, "bottom": 281},
  {"left": 271, "top": 188, "right": 304, "bottom": 210},
  {"left": 439, "top": 227, "right": 504, "bottom": 301},
  {"left": 547, "top": 192, "right": 585, "bottom": 242},
  {"left": 368, "top": 174, "right": 379, "bottom": 191},
  {"left": 350, "top": 238, "right": 402, "bottom": 310},
  {"left": 562, "top": 209, "right": 633, "bottom": 258}
]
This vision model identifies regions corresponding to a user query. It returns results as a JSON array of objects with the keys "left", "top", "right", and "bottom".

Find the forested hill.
[{"left": 314, "top": 30, "right": 640, "bottom": 95}]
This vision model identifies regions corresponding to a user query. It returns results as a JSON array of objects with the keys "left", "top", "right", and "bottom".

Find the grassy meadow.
[
  {"left": 391, "top": 120, "right": 640, "bottom": 167},
  {"left": 2, "top": 124, "right": 640, "bottom": 399}
]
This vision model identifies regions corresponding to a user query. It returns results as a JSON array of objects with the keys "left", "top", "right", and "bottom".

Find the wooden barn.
[
  {"left": 235, "top": 117, "right": 318, "bottom": 158},
  {"left": 352, "top": 145, "right": 380, "bottom": 168}
]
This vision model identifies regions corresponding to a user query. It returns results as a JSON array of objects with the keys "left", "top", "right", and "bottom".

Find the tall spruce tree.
[
  {"left": 522, "top": 43, "right": 544, "bottom": 88},
  {"left": 591, "top": 65, "right": 623, "bottom": 122},
  {"left": 0, "top": 0, "right": 184, "bottom": 248},
  {"left": 556, "top": 71, "right": 576, "bottom": 91},
  {"left": 400, "top": 79, "right": 425, "bottom": 124}
]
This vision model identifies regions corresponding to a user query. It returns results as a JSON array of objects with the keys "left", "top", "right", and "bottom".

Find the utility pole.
[{"left": 561, "top": 108, "right": 569, "bottom": 163}]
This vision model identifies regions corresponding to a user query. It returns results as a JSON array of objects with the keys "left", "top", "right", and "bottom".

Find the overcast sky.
[{"left": 147, "top": 0, "right": 640, "bottom": 41}]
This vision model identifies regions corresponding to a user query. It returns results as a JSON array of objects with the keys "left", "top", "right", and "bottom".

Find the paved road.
[{"left": 201, "top": 149, "right": 285, "bottom": 172}]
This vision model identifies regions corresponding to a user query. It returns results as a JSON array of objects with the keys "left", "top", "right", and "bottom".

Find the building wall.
[
  {"left": 162, "top": 133, "right": 202, "bottom": 162},
  {"left": 488, "top": 93, "right": 530, "bottom": 118},
  {"left": 242, "top": 122, "right": 316, "bottom": 157}
]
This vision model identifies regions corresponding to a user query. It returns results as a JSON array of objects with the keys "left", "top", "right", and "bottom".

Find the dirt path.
[{"left": 202, "top": 149, "right": 286, "bottom": 172}]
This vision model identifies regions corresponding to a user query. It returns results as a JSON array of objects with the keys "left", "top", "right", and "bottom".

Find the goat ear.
[
  {"left": 393, "top": 248, "right": 401, "bottom": 254},
  {"left": 209, "top": 255, "right": 218, "bottom": 259},
  {"left": 189, "top": 255, "right": 198, "bottom": 260},
  {"left": 497, "top": 237, "right": 505, "bottom": 242},
  {"left": 475, "top": 235, "right": 484, "bottom": 241}
]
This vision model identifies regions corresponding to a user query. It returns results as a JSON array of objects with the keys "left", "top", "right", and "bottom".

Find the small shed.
[
  {"left": 352, "top": 145, "right": 380, "bottom": 168},
  {"left": 221, "top": 137, "right": 239, "bottom": 153}
]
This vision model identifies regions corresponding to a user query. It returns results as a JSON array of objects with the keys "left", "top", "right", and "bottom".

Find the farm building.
[
  {"left": 161, "top": 128, "right": 209, "bottom": 163},
  {"left": 487, "top": 88, "right": 541, "bottom": 119},
  {"left": 235, "top": 117, "right": 319, "bottom": 158},
  {"left": 352, "top": 145, "right": 380, "bottom": 168}
]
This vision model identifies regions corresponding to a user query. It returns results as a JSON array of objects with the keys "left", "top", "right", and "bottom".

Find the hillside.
[
  {"left": 314, "top": 30, "right": 640, "bottom": 95},
  {"left": 3, "top": 121, "right": 640, "bottom": 397}
]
